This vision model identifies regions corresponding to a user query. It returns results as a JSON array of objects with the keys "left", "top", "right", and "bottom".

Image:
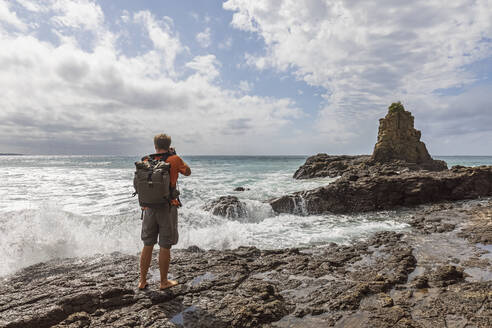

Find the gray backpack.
[{"left": 133, "top": 159, "right": 171, "bottom": 207}]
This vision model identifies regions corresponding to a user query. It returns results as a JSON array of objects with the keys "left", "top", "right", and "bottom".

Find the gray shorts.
[{"left": 141, "top": 205, "right": 179, "bottom": 249}]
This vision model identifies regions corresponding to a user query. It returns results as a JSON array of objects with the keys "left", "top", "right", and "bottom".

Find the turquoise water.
[
  {"left": 0, "top": 155, "right": 490, "bottom": 276},
  {"left": 435, "top": 156, "right": 492, "bottom": 167}
]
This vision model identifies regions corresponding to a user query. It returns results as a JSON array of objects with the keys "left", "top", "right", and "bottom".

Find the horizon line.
[{"left": 2, "top": 153, "right": 492, "bottom": 157}]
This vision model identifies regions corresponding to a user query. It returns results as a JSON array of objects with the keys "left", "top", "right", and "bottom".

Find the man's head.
[{"left": 154, "top": 133, "right": 171, "bottom": 152}]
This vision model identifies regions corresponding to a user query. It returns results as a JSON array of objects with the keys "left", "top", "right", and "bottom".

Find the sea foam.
[{"left": 0, "top": 155, "right": 413, "bottom": 276}]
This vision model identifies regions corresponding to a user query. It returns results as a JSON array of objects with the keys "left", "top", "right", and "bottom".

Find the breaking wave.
[
  {"left": 0, "top": 202, "right": 410, "bottom": 276},
  {"left": 0, "top": 155, "right": 413, "bottom": 276}
]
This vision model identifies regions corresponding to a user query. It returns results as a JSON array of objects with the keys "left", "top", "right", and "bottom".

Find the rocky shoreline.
[
  {"left": 266, "top": 104, "right": 491, "bottom": 216},
  {"left": 1, "top": 199, "right": 491, "bottom": 328},
  {"left": 270, "top": 165, "right": 492, "bottom": 215}
]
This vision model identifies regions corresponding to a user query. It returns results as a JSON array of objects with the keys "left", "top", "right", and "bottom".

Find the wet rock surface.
[
  {"left": 202, "top": 196, "right": 248, "bottom": 219},
  {"left": 458, "top": 204, "right": 492, "bottom": 244},
  {"left": 271, "top": 166, "right": 492, "bottom": 214},
  {"left": 1, "top": 200, "right": 491, "bottom": 328}
]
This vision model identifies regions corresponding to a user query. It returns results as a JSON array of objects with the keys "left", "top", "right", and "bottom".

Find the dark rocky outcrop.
[
  {"left": 202, "top": 196, "right": 247, "bottom": 219},
  {"left": 293, "top": 154, "right": 446, "bottom": 180},
  {"left": 293, "top": 154, "right": 370, "bottom": 179},
  {"left": 1, "top": 201, "right": 491, "bottom": 328},
  {"left": 271, "top": 166, "right": 492, "bottom": 214},
  {"left": 277, "top": 103, "right": 492, "bottom": 215},
  {"left": 293, "top": 103, "right": 446, "bottom": 180}
]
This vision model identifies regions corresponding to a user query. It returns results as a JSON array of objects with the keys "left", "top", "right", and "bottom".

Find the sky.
[{"left": 0, "top": 0, "right": 491, "bottom": 156}]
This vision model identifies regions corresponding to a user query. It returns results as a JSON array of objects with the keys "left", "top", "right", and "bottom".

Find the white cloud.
[
  {"left": 0, "top": 0, "right": 28, "bottom": 31},
  {"left": 185, "top": 54, "right": 221, "bottom": 80},
  {"left": 120, "top": 9, "right": 129, "bottom": 23},
  {"left": 0, "top": 1, "right": 302, "bottom": 155},
  {"left": 51, "top": 0, "right": 104, "bottom": 31},
  {"left": 239, "top": 80, "right": 252, "bottom": 92},
  {"left": 224, "top": 0, "right": 492, "bottom": 149},
  {"left": 134, "top": 11, "right": 185, "bottom": 76},
  {"left": 15, "top": 0, "right": 46, "bottom": 13},
  {"left": 196, "top": 27, "right": 211, "bottom": 48}
]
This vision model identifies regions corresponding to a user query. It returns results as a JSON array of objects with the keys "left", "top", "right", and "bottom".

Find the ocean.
[{"left": 0, "top": 155, "right": 491, "bottom": 276}]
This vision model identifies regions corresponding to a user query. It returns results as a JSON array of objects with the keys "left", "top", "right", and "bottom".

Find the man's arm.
[{"left": 178, "top": 157, "right": 191, "bottom": 176}]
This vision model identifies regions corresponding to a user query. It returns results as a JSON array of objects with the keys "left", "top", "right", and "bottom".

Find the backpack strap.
[{"left": 146, "top": 149, "right": 177, "bottom": 162}]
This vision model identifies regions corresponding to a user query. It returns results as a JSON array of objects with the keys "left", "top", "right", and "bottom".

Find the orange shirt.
[{"left": 165, "top": 155, "right": 189, "bottom": 188}]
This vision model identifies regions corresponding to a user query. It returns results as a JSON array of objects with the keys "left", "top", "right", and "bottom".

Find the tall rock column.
[{"left": 372, "top": 102, "right": 446, "bottom": 170}]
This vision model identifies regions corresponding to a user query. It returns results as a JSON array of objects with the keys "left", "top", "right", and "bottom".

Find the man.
[{"left": 138, "top": 133, "right": 191, "bottom": 290}]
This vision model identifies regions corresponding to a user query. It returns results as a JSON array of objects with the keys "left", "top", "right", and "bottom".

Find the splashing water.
[{"left": 4, "top": 154, "right": 486, "bottom": 276}]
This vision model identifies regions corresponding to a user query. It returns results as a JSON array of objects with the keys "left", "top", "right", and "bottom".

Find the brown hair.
[{"left": 154, "top": 133, "right": 171, "bottom": 150}]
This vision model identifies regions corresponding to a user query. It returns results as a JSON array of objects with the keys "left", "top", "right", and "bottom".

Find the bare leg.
[
  {"left": 159, "top": 247, "right": 178, "bottom": 290},
  {"left": 138, "top": 245, "right": 153, "bottom": 289}
]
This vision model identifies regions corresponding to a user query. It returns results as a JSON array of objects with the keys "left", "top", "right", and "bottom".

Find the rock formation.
[
  {"left": 271, "top": 166, "right": 492, "bottom": 214},
  {"left": 202, "top": 196, "right": 248, "bottom": 219},
  {"left": 372, "top": 102, "right": 446, "bottom": 170},
  {"left": 278, "top": 102, "right": 492, "bottom": 215},
  {"left": 293, "top": 155, "right": 370, "bottom": 179},
  {"left": 293, "top": 102, "right": 447, "bottom": 180}
]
